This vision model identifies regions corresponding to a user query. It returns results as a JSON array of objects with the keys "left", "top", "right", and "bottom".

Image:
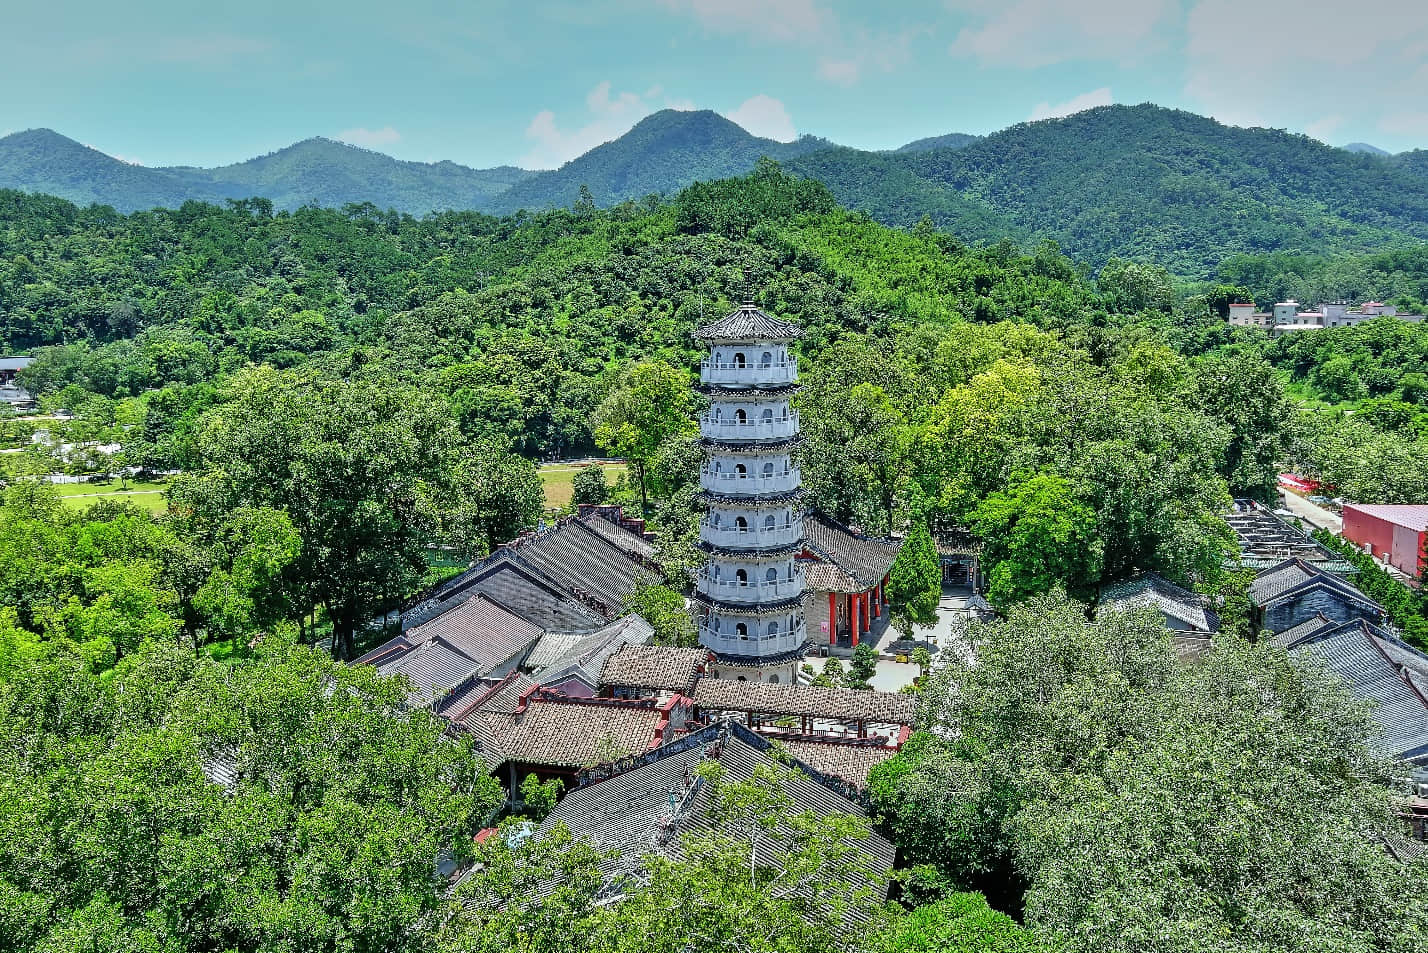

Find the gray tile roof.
[
  {"left": 528, "top": 614, "right": 656, "bottom": 688},
  {"left": 1269, "top": 613, "right": 1339, "bottom": 649},
  {"left": 802, "top": 513, "right": 903, "bottom": 590},
  {"left": 694, "top": 303, "right": 803, "bottom": 342},
  {"left": 693, "top": 679, "right": 916, "bottom": 725},
  {"left": 406, "top": 557, "right": 608, "bottom": 632},
  {"left": 541, "top": 721, "right": 893, "bottom": 926},
  {"left": 774, "top": 738, "right": 898, "bottom": 788},
  {"left": 1099, "top": 572, "right": 1221, "bottom": 632},
  {"left": 375, "top": 640, "right": 483, "bottom": 707},
  {"left": 598, "top": 645, "right": 711, "bottom": 694},
  {"left": 505, "top": 518, "right": 660, "bottom": 615},
  {"left": 467, "top": 690, "right": 678, "bottom": 771},
  {"left": 402, "top": 594, "right": 543, "bottom": 670},
  {"left": 356, "top": 594, "right": 545, "bottom": 707},
  {"left": 1248, "top": 558, "right": 1383, "bottom": 615},
  {"left": 1290, "top": 622, "right": 1428, "bottom": 763}
]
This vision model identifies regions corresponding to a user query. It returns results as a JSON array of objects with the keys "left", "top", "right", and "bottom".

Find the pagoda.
[{"left": 692, "top": 303, "right": 807, "bottom": 684}]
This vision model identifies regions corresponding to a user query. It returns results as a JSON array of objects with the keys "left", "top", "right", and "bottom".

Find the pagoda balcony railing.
[
  {"left": 698, "top": 622, "right": 808, "bottom": 658},
  {"left": 699, "top": 358, "right": 798, "bottom": 388},
  {"left": 699, "top": 467, "right": 802, "bottom": 496},
  {"left": 699, "top": 517, "right": 805, "bottom": 549},
  {"left": 698, "top": 411, "right": 799, "bottom": 441},
  {"left": 695, "top": 566, "right": 805, "bottom": 604}
]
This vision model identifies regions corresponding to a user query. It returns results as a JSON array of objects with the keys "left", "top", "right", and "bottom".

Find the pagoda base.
[{"left": 707, "top": 644, "right": 806, "bottom": 686}]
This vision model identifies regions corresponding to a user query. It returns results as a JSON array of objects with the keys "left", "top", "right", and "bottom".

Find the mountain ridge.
[{"left": 4, "top": 105, "right": 1428, "bottom": 278}]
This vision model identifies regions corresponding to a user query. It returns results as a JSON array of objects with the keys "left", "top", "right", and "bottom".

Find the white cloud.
[
  {"left": 1380, "top": 112, "right": 1428, "bottom": 137},
  {"left": 336, "top": 126, "right": 402, "bottom": 149},
  {"left": 818, "top": 58, "right": 861, "bottom": 86},
  {"left": 1304, "top": 115, "right": 1345, "bottom": 143},
  {"left": 1029, "top": 87, "right": 1113, "bottom": 122},
  {"left": 521, "top": 81, "right": 697, "bottom": 169},
  {"left": 725, "top": 94, "right": 797, "bottom": 141},
  {"left": 1184, "top": 1, "right": 1428, "bottom": 145},
  {"left": 151, "top": 33, "right": 271, "bottom": 65},
  {"left": 655, "top": 0, "right": 833, "bottom": 44},
  {"left": 948, "top": 0, "right": 1177, "bottom": 68}
]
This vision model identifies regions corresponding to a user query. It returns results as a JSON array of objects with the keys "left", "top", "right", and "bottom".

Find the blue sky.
[{"left": 4, "top": 0, "right": 1426, "bottom": 169}]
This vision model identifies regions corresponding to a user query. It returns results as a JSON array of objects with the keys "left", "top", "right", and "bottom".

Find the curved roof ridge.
[{"left": 694, "top": 302, "right": 803, "bottom": 341}]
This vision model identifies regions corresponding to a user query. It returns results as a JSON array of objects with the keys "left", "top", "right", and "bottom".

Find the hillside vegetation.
[{"left": 5, "top": 105, "right": 1428, "bottom": 278}]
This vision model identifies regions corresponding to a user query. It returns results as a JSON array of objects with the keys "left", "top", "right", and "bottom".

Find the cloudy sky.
[{"left": 4, "top": 0, "right": 1426, "bottom": 169}]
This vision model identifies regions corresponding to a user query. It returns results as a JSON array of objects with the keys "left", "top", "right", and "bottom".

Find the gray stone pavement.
[{"left": 1277, "top": 488, "right": 1342, "bottom": 534}]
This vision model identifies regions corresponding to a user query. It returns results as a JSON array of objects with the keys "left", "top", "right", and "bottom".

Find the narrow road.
[{"left": 1278, "top": 489, "right": 1342, "bottom": 534}]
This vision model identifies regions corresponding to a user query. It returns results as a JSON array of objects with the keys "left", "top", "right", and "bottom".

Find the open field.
[
  {"left": 537, "top": 460, "right": 627, "bottom": 509},
  {"left": 54, "top": 479, "right": 169, "bottom": 514}
]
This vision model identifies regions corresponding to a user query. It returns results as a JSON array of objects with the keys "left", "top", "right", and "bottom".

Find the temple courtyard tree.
[{"left": 592, "top": 361, "right": 697, "bottom": 515}]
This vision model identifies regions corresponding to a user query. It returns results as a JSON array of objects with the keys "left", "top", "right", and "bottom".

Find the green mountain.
[
  {"left": 797, "top": 105, "right": 1428, "bottom": 275},
  {"left": 1343, "top": 142, "right": 1390, "bottom": 156},
  {"left": 0, "top": 129, "right": 530, "bottom": 214},
  {"left": 892, "top": 132, "right": 980, "bottom": 153},
  {"left": 0, "top": 128, "right": 242, "bottom": 209},
  {"left": 196, "top": 138, "right": 531, "bottom": 213},
  {"left": 485, "top": 109, "right": 831, "bottom": 213},
  {"left": 1396, "top": 150, "right": 1428, "bottom": 178},
  {"left": 5, "top": 106, "right": 1428, "bottom": 277}
]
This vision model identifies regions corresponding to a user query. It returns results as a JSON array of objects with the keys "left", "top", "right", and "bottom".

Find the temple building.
[
  {"left": 693, "top": 303, "right": 807, "bottom": 685},
  {"left": 799, "top": 514, "right": 902, "bottom": 652}
]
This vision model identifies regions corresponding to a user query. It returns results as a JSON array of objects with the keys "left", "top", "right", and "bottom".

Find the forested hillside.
[
  {"left": 3, "top": 165, "right": 1428, "bottom": 953},
  {"left": 6, "top": 105, "right": 1427, "bottom": 278},
  {"left": 485, "top": 109, "right": 831, "bottom": 212},
  {"left": 796, "top": 105, "right": 1428, "bottom": 275}
]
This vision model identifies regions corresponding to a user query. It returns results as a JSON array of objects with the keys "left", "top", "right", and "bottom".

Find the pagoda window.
[
  {"left": 713, "top": 461, "right": 722, "bottom": 473},
  {"left": 735, "top": 408, "right": 747, "bottom": 423},
  {"left": 736, "top": 623, "right": 748, "bottom": 639},
  {"left": 761, "top": 408, "right": 773, "bottom": 422},
  {"left": 711, "top": 512, "right": 721, "bottom": 527},
  {"left": 760, "top": 351, "right": 773, "bottom": 367},
  {"left": 736, "top": 463, "right": 747, "bottom": 476},
  {"left": 765, "top": 567, "right": 777, "bottom": 582},
  {"left": 762, "top": 462, "right": 775, "bottom": 476},
  {"left": 736, "top": 568, "right": 749, "bottom": 584},
  {"left": 713, "top": 406, "right": 722, "bottom": 420},
  {"left": 768, "top": 673, "right": 780, "bottom": 684},
  {"left": 733, "top": 352, "right": 747, "bottom": 368},
  {"left": 763, "top": 514, "right": 775, "bottom": 531},
  {"left": 735, "top": 516, "right": 748, "bottom": 531}
]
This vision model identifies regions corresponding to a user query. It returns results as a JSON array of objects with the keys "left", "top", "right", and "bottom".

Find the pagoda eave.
[{"left": 692, "top": 591, "right": 807, "bottom": 614}]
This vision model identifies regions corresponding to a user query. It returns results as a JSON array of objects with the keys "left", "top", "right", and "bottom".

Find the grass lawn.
[
  {"left": 538, "top": 461, "right": 627, "bottom": 509},
  {"left": 54, "top": 479, "right": 169, "bottom": 515}
]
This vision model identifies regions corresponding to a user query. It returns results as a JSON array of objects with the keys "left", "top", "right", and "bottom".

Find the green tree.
[
  {"left": 872, "top": 892, "right": 1049, "bottom": 953},
  {"left": 621, "top": 583, "right": 696, "bottom": 647},
  {"left": 444, "top": 444, "right": 546, "bottom": 557},
  {"left": 571, "top": 465, "right": 609, "bottom": 506},
  {"left": 970, "top": 473, "right": 1102, "bottom": 607},
  {"left": 189, "top": 367, "right": 467, "bottom": 658},
  {"left": 846, "top": 643, "right": 879, "bottom": 690},
  {"left": 886, "top": 523, "right": 940, "bottom": 631},
  {"left": 592, "top": 362, "right": 697, "bottom": 515},
  {"left": 519, "top": 773, "right": 564, "bottom": 821}
]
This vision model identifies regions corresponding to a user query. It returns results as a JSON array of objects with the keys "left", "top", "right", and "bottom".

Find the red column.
[
  {"left": 828, "top": 591, "right": 836, "bottom": 645},
  {"left": 851, "top": 593, "right": 861, "bottom": 647},
  {"left": 872, "top": 580, "right": 882, "bottom": 618}
]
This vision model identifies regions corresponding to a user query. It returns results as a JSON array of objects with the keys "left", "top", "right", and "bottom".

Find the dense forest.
[
  {"left": 8, "top": 104, "right": 1428, "bottom": 278},
  {"left": 2, "top": 164, "right": 1428, "bottom": 951}
]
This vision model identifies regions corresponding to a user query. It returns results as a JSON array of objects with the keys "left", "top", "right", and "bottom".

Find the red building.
[{"left": 1342, "top": 504, "right": 1428, "bottom": 578}]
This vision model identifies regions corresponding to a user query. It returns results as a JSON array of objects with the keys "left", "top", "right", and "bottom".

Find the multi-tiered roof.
[{"left": 693, "top": 303, "right": 809, "bottom": 674}]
